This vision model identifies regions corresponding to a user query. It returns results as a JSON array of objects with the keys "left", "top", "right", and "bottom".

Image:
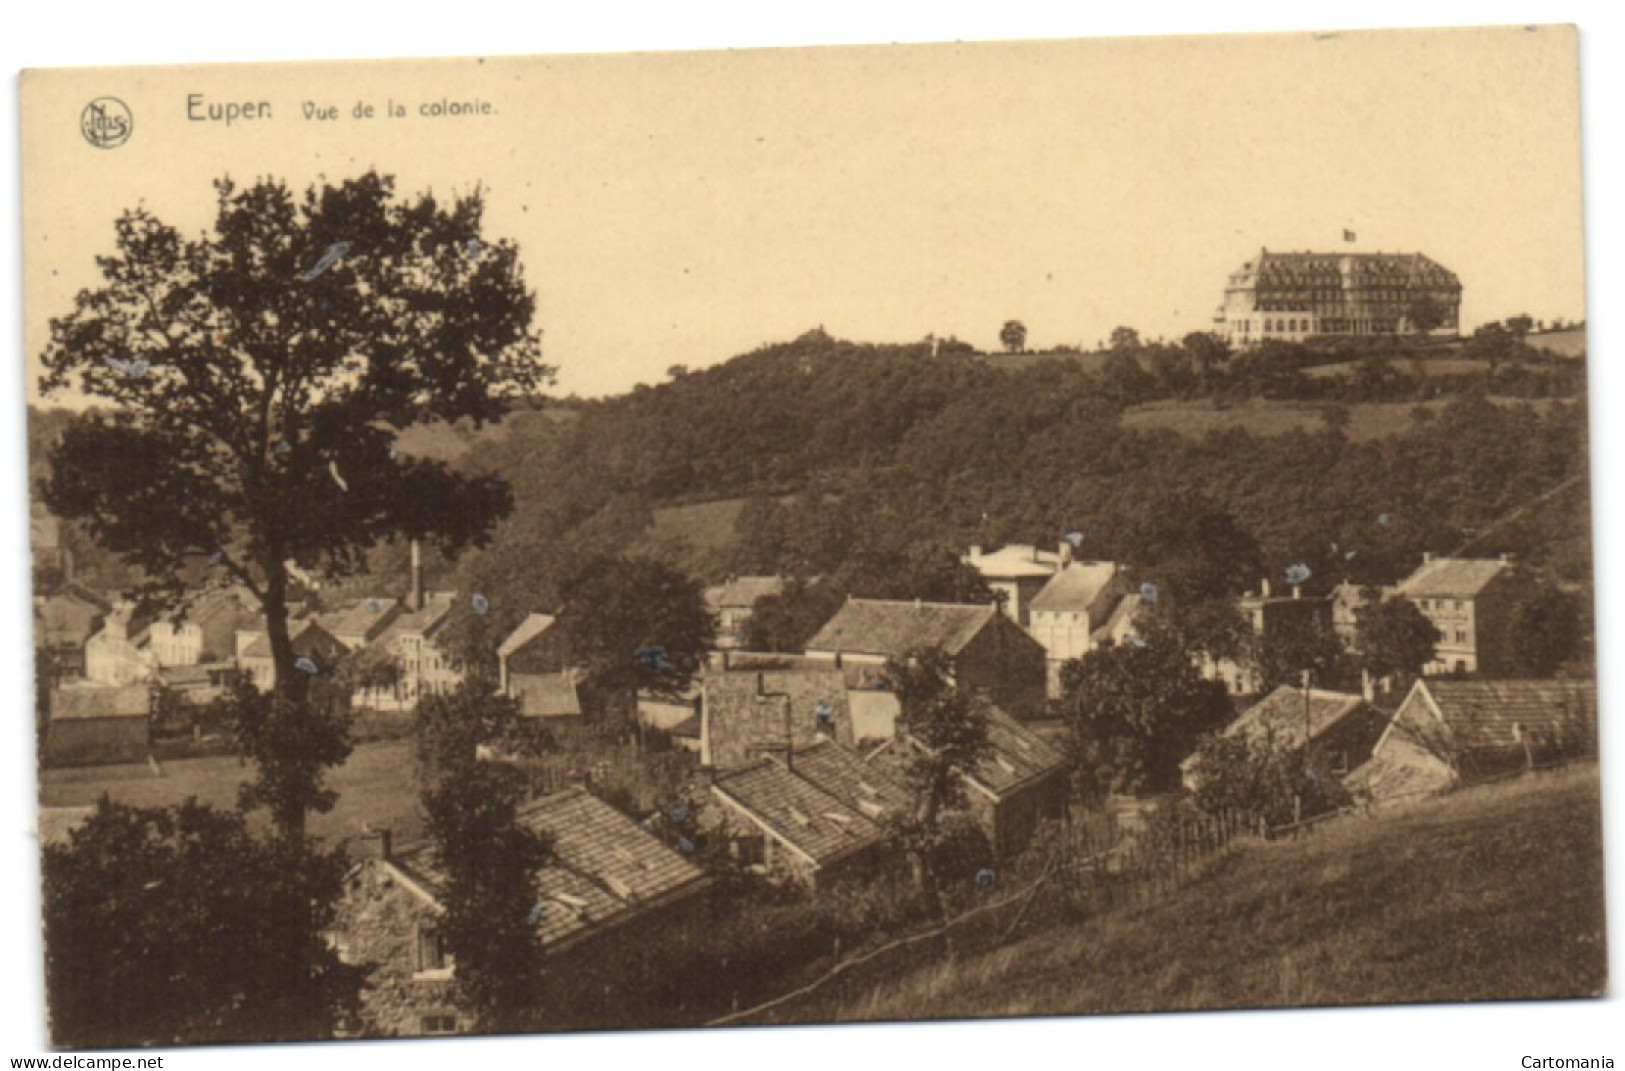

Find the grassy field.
[
  {"left": 1122, "top": 396, "right": 1560, "bottom": 441},
  {"left": 813, "top": 766, "right": 1606, "bottom": 1022},
  {"left": 40, "top": 739, "right": 423, "bottom": 847}
]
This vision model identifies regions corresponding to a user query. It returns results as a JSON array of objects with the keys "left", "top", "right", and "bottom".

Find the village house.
[
  {"left": 804, "top": 597, "right": 1048, "bottom": 717},
  {"left": 1348, "top": 677, "right": 1597, "bottom": 802},
  {"left": 235, "top": 618, "right": 346, "bottom": 692},
  {"left": 1181, "top": 685, "right": 1389, "bottom": 790},
  {"left": 84, "top": 603, "right": 157, "bottom": 686},
  {"left": 703, "top": 575, "right": 786, "bottom": 650},
  {"left": 869, "top": 703, "right": 1069, "bottom": 858},
  {"left": 1201, "top": 579, "right": 1333, "bottom": 697},
  {"left": 334, "top": 787, "right": 712, "bottom": 1036},
  {"left": 960, "top": 543, "right": 1070, "bottom": 627},
  {"left": 1025, "top": 560, "right": 1128, "bottom": 697},
  {"left": 1329, "top": 581, "right": 1390, "bottom": 651},
  {"left": 148, "top": 586, "right": 257, "bottom": 668},
  {"left": 497, "top": 613, "right": 583, "bottom": 722},
  {"left": 315, "top": 596, "right": 402, "bottom": 651},
  {"left": 720, "top": 650, "right": 900, "bottom": 744},
  {"left": 354, "top": 591, "right": 463, "bottom": 712},
  {"left": 43, "top": 682, "right": 151, "bottom": 767},
  {"left": 710, "top": 751, "right": 892, "bottom": 888},
  {"left": 699, "top": 667, "right": 854, "bottom": 770},
  {"left": 1393, "top": 554, "right": 1536, "bottom": 676},
  {"left": 34, "top": 584, "right": 110, "bottom": 680}
]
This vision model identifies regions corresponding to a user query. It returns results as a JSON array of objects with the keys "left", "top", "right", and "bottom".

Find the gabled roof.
[
  {"left": 388, "top": 788, "right": 708, "bottom": 953},
  {"left": 970, "top": 706, "right": 1069, "bottom": 796},
  {"left": 962, "top": 544, "right": 1065, "bottom": 579},
  {"left": 1091, "top": 593, "right": 1142, "bottom": 643},
  {"left": 1030, "top": 561, "right": 1122, "bottom": 614},
  {"left": 1402, "top": 678, "right": 1597, "bottom": 752},
  {"left": 1221, "top": 686, "right": 1370, "bottom": 750},
  {"left": 377, "top": 592, "right": 459, "bottom": 643},
  {"left": 43, "top": 584, "right": 111, "bottom": 615},
  {"left": 786, "top": 740, "right": 911, "bottom": 821},
  {"left": 806, "top": 598, "right": 1000, "bottom": 659},
  {"left": 239, "top": 619, "right": 343, "bottom": 662},
  {"left": 498, "top": 613, "right": 559, "bottom": 660},
  {"left": 712, "top": 759, "right": 885, "bottom": 867},
  {"left": 723, "top": 650, "right": 893, "bottom": 691},
  {"left": 702, "top": 668, "right": 853, "bottom": 770},
  {"left": 1396, "top": 557, "right": 1514, "bottom": 599},
  {"left": 315, "top": 597, "right": 400, "bottom": 644},
  {"left": 704, "top": 576, "right": 786, "bottom": 611},
  {"left": 50, "top": 684, "right": 150, "bottom": 721}
]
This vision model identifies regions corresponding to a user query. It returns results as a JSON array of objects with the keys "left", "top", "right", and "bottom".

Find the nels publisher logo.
[{"left": 80, "top": 97, "right": 133, "bottom": 149}]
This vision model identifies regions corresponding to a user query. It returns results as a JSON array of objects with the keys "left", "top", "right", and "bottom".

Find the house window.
[
  {"left": 733, "top": 834, "right": 767, "bottom": 868},
  {"left": 421, "top": 1014, "right": 458, "bottom": 1035},
  {"left": 1455, "top": 629, "right": 1468, "bottom": 644},
  {"left": 415, "top": 924, "right": 452, "bottom": 977}
]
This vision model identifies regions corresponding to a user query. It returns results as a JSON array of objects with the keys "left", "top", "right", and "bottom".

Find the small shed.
[{"left": 44, "top": 684, "right": 151, "bottom": 767}]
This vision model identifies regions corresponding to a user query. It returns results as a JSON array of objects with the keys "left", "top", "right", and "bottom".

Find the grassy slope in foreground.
[{"left": 829, "top": 767, "right": 1606, "bottom": 1022}]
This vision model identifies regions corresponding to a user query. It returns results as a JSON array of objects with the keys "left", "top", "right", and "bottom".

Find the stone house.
[
  {"left": 1180, "top": 685, "right": 1389, "bottom": 790},
  {"left": 960, "top": 543, "right": 1069, "bottom": 627},
  {"left": 804, "top": 597, "right": 1048, "bottom": 717},
  {"left": 703, "top": 575, "right": 786, "bottom": 650},
  {"left": 1025, "top": 560, "right": 1128, "bottom": 697},
  {"left": 43, "top": 683, "right": 151, "bottom": 767},
  {"left": 1348, "top": 678, "right": 1597, "bottom": 801},
  {"left": 699, "top": 667, "right": 854, "bottom": 770},
  {"left": 334, "top": 787, "right": 711, "bottom": 1036},
  {"left": 1393, "top": 555, "right": 1537, "bottom": 676}
]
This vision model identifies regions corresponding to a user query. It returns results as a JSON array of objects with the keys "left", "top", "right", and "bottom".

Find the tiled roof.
[
  {"left": 239, "top": 619, "right": 343, "bottom": 662},
  {"left": 510, "top": 671, "right": 581, "bottom": 719},
  {"left": 1223, "top": 686, "right": 1369, "bottom": 750},
  {"left": 806, "top": 598, "right": 998, "bottom": 659},
  {"left": 498, "top": 613, "right": 559, "bottom": 659},
  {"left": 971, "top": 706, "right": 1069, "bottom": 795},
  {"left": 50, "top": 684, "right": 150, "bottom": 721},
  {"left": 704, "top": 576, "right": 786, "bottom": 611},
  {"left": 1030, "top": 561, "right": 1122, "bottom": 614},
  {"left": 390, "top": 788, "right": 708, "bottom": 952},
  {"left": 787, "top": 740, "right": 912, "bottom": 821},
  {"left": 1415, "top": 678, "right": 1597, "bottom": 751},
  {"left": 316, "top": 597, "right": 399, "bottom": 643},
  {"left": 702, "top": 668, "right": 853, "bottom": 769},
  {"left": 378, "top": 592, "right": 458, "bottom": 643},
  {"left": 962, "top": 545, "right": 1065, "bottom": 579},
  {"left": 724, "top": 650, "right": 893, "bottom": 691},
  {"left": 1396, "top": 558, "right": 1512, "bottom": 599},
  {"left": 713, "top": 759, "right": 885, "bottom": 866}
]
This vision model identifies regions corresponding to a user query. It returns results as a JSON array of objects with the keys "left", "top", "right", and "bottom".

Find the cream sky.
[{"left": 20, "top": 24, "right": 1585, "bottom": 401}]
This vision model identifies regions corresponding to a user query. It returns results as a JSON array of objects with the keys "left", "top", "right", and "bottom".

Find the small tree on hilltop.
[
  {"left": 1354, "top": 596, "right": 1441, "bottom": 682},
  {"left": 1058, "top": 641, "right": 1231, "bottom": 800},
  {"left": 999, "top": 320, "right": 1028, "bottom": 354}
]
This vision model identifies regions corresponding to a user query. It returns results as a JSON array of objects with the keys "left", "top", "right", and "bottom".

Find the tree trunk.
[{"left": 261, "top": 559, "right": 309, "bottom": 843}]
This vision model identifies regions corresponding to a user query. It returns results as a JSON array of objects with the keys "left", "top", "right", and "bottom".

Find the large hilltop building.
[{"left": 1214, "top": 249, "right": 1461, "bottom": 346}]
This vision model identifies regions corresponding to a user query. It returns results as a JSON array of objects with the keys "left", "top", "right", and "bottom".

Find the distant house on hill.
[
  {"left": 498, "top": 613, "right": 582, "bottom": 721},
  {"left": 804, "top": 597, "right": 1047, "bottom": 717},
  {"left": 336, "top": 787, "right": 711, "bottom": 1036},
  {"left": 700, "top": 667, "right": 853, "bottom": 770},
  {"left": 1349, "top": 678, "right": 1597, "bottom": 802},
  {"left": 1181, "top": 685, "right": 1388, "bottom": 790},
  {"left": 1026, "top": 560, "right": 1128, "bottom": 697},
  {"left": 1393, "top": 554, "right": 1535, "bottom": 677},
  {"left": 35, "top": 584, "right": 110, "bottom": 680},
  {"left": 703, "top": 575, "right": 786, "bottom": 649},
  {"left": 961, "top": 543, "right": 1069, "bottom": 627},
  {"left": 44, "top": 683, "right": 151, "bottom": 767}
]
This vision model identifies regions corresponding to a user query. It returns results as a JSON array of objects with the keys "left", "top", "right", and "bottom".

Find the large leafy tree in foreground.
[
  {"left": 43, "top": 798, "right": 363, "bottom": 1046},
  {"left": 39, "top": 171, "right": 551, "bottom": 840}
]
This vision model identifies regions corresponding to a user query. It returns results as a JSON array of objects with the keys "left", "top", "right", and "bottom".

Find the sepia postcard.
[{"left": 17, "top": 23, "right": 1606, "bottom": 1052}]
